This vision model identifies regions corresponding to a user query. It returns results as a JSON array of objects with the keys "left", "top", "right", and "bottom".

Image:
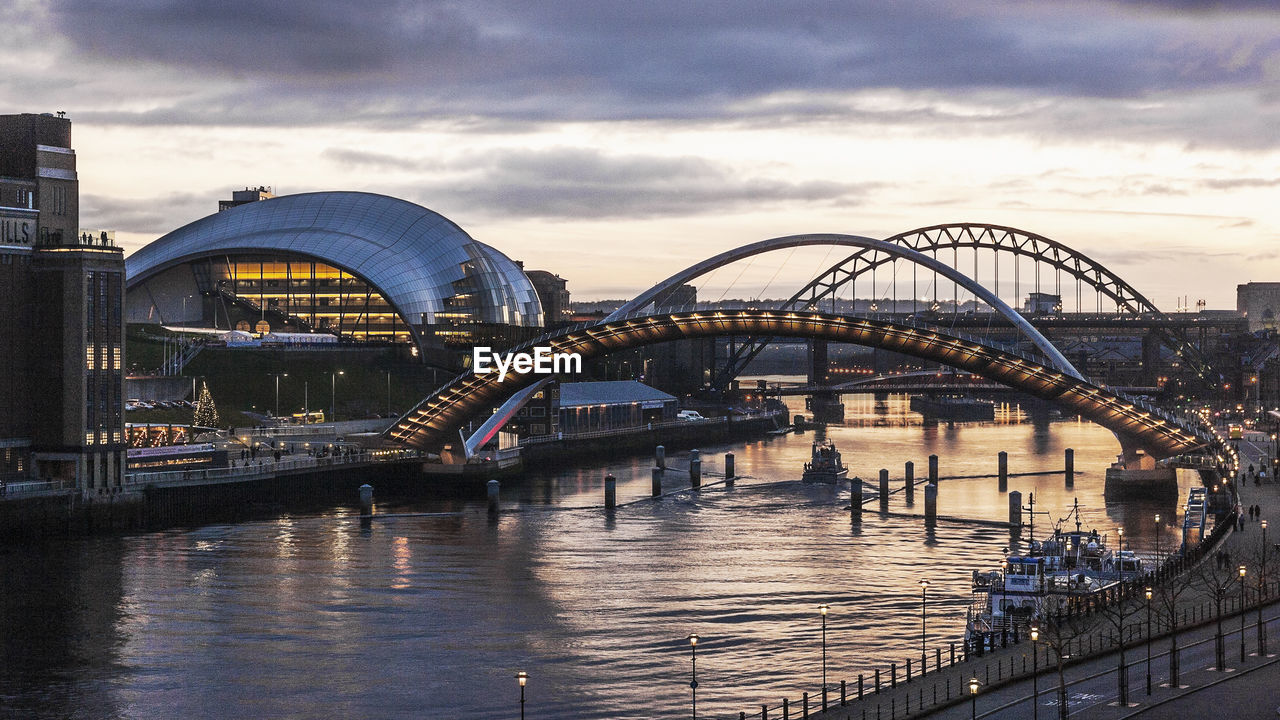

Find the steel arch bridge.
[
  {"left": 385, "top": 309, "right": 1209, "bottom": 460},
  {"left": 709, "top": 223, "right": 1214, "bottom": 388}
]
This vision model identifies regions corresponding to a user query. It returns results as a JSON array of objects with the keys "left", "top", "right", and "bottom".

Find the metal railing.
[
  {"left": 125, "top": 449, "right": 425, "bottom": 488},
  {"left": 0, "top": 479, "right": 69, "bottom": 497}
]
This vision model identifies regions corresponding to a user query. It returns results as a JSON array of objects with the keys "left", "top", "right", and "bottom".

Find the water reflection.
[{"left": 0, "top": 394, "right": 1198, "bottom": 719}]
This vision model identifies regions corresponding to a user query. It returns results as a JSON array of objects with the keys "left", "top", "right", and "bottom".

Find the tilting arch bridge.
[{"left": 385, "top": 309, "right": 1210, "bottom": 462}]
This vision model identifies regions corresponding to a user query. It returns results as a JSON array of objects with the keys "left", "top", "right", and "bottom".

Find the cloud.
[
  {"left": 25, "top": 0, "right": 1280, "bottom": 147},
  {"left": 322, "top": 148, "right": 430, "bottom": 172},
  {"left": 80, "top": 192, "right": 217, "bottom": 235},
  {"left": 399, "top": 146, "right": 874, "bottom": 219}
]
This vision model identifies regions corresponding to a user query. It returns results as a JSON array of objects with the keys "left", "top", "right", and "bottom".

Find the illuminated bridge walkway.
[{"left": 386, "top": 309, "right": 1211, "bottom": 460}]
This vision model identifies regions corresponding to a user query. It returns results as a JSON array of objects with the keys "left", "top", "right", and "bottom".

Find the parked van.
[{"left": 677, "top": 410, "right": 705, "bottom": 421}]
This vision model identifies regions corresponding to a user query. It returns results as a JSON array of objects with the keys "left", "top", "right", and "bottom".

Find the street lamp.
[
  {"left": 1240, "top": 565, "right": 1248, "bottom": 662},
  {"left": 1145, "top": 587, "right": 1153, "bottom": 695},
  {"left": 969, "top": 677, "right": 980, "bottom": 720},
  {"left": 1030, "top": 623, "right": 1039, "bottom": 720},
  {"left": 331, "top": 370, "right": 344, "bottom": 423},
  {"left": 687, "top": 634, "right": 699, "bottom": 720},
  {"left": 1154, "top": 514, "right": 1161, "bottom": 571},
  {"left": 818, "top": 604, "right": 829, "bottom": 693},
  {"left": 515, "top": 671, "right": 527, "bottom": 720},
  {"left": 1262, "top": 519, "right": 1270, "bottom": 656},
  {"left": 919, "top": 579, "right": 930, "bottom": 666},
  {"left": 270, "top": 373, "right": 288, "bottom": 419}
]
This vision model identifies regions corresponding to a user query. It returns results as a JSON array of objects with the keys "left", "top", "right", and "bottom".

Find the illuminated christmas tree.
[{"left": 193, "top": 380, "right": 220, "bottom": 428}]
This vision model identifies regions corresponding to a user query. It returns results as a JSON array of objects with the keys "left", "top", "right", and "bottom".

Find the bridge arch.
[
  {"left": 386, "top": 310, "right": 1207, "bottom": 460},
  {"left": 710, "top": 223, "right": 1213, "bottom": 387},
  {"left": 794, "top": 223, "right": 1212, "bottom": 377},
  {"left": 605, "top": 233, "right": 1083, "bottom": 380}
]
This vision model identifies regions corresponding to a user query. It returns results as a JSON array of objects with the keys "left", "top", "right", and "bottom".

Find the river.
[{"left": 0, "top": 392, "right": 1195, "bottom": 719}]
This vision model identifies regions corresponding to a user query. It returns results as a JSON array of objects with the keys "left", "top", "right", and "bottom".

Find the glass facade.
[
  {"left": 125, "top": 192, "right": 543, "bottom": 350},
  {"left": 203, "top": 255, "right": 410, "bottom": 343}
]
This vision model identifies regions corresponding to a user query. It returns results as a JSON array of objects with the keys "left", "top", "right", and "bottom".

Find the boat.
[
  {"left": 965, "top": 500, "right": 1142, "bottom": 646},
  {"left": 802, "top": 439, "right": 848, "bottom": 484}
]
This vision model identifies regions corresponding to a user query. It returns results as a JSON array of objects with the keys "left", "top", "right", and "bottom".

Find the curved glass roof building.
[{"left": 125, "top": 192, "right": 543, "bottom": 352}]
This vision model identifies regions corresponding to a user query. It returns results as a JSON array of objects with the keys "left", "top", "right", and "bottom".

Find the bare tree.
[
  {"left": 1236, "top": 525, "right": 1273, "bottom": 657},
  {"left": 1037, "top": 595, "right": 1094, "bottom": 720},
  {"left": 1092, "top": 583, "right": 1142, "bottom": 706},
  {"left": 1190, "top": 554, "right": 1238, "bottom": 671},
  {"left": 1151, "top": 554, "right": 1197, "bottom": 688}
]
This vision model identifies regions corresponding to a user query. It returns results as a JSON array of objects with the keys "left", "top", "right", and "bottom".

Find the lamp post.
[
  {"left": 1262, "top": 519, "right": 1269, "bottom": 656},
  {"left": 1144, "top": 587, "right": 1153, "bottom": 695},
  {"left": 687, "top": 634, "right": 699, "bottom": 720},
  {"left": 386, "top": 370, "right": 392, "bottom": 418},
  {"left": 331, "top": 370, "right": 344, "bottom": 423},
  {"left": 303, "top": 381, "right": 309, "bottom": 424},
  {"left": 1030, "top": 623, "right": 1039, "bottom": 720},
  {"left": 919, "top": 579, "right": 930, "bottom": 666},
  {"left": 270, "top": 373, "right": 288, "bottom": 419},
  {"left": 515, "top": 671, "right": 527, "bottom": 720},
  {"left": 1154, "top": 514, "right": 1161, "bottom": 570},
  {"left": 818, "top": 604, "right": 829, "bottom": 693},
  {"left": 969, "top": 677, "right": 980, "bottom": 720},
  {"left": 1240, "top": 565, "right": 1248, "bottom": 662}
]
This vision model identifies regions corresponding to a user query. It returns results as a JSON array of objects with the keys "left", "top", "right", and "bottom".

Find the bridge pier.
[
  {"left": 879, "top": 469, "right": 890, "bottom": 511},
  {"left": 486, "top": 479, "right": 500, "bottom": 514},
  {"left": 808, "top": 392, "right": 845, "bottom": 424},
  {"left": 904, "top": 461, "right": 914, "bottom": 504},
  {"left": 998, "top": 451, "right": 1008, "bottom": 492},
  {"left": 928, "top": 454, "right": 939, "bottom": 484},
  {"left": 808, "top": 338, "right": 829, "bottom": 385},
  {"left": 724, "top": 453, "right": 735, "bottom": 487},
  {"left": 924, "top": 484, "right": 937, "bottom": 527},
  {"left": 1065, "top": 448, "right": 1074, "bottom": 487},
  {"left": 604, "top": 474, "right": 616, "bottom": 510},
  {"left": 359, "top": 483, "right": 373, "bottom": 517}
]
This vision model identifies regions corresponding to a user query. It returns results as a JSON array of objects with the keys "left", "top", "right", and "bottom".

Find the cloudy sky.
[{"left": 6, "top": 0, "right": 1280, "bottom": 306}]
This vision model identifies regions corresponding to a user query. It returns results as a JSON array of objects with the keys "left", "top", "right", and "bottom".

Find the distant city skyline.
[{"left": 5, "top": 1, "right": 1279, "bottom": 307}]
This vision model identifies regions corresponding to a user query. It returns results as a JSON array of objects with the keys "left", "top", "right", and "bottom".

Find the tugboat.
[
  {"left": 965, "top": 500, "right": 1141, "bottom": 648},
  {"left": 802, "top": 439, "right": 848, "bottom": 484}
]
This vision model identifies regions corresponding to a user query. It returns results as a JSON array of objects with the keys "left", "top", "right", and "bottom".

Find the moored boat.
[{"left": 965, "top": 501, "right": 1142, "bottom": 647}]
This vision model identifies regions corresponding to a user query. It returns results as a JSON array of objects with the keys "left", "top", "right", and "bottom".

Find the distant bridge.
[
  {"left": 765, "top": 370, "right": 1162, "bottom": 397},
  {"left": 386, "top": 310, "right": 1210, "bottom": 461}
]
